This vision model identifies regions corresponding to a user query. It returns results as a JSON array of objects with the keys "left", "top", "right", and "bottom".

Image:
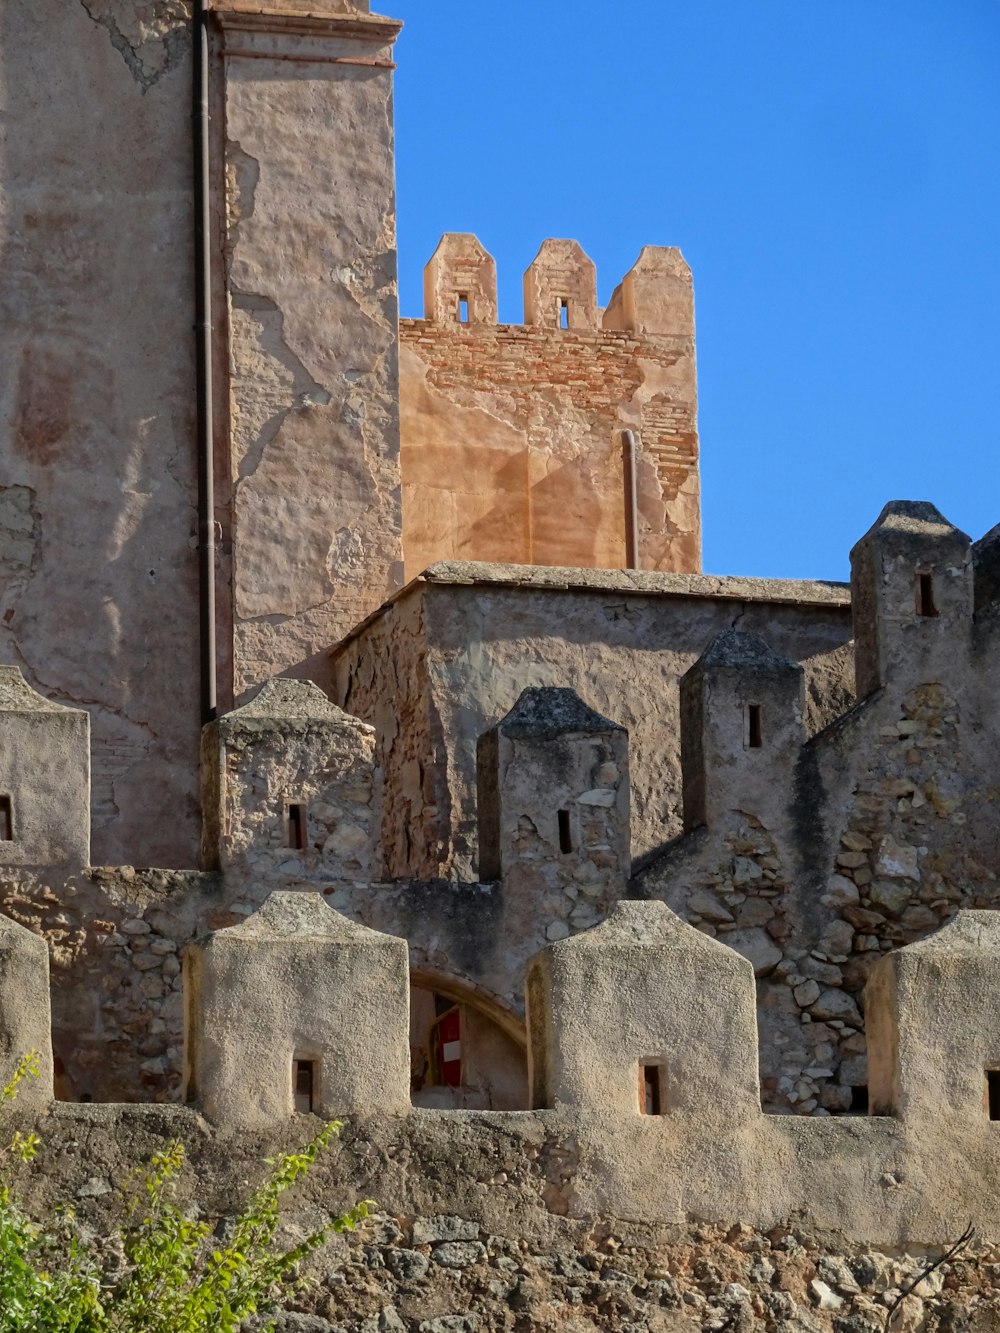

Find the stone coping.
[
  {"left": 217, "top": 0, "right": 370, "bottom": 10},
  {"left": 333, "top": 562, "right": 851, "bottom": 652},
  {"left": 214, "top": 6, "right": 402, "bottom": 40}
]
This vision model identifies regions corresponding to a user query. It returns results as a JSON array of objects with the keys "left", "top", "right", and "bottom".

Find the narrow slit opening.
[
  {"left": 0, "top": 796, "right": 11, "bottom": 841},
  {"left": 294, "top": 1059, "right": 316, "bottom": 1114},
  {"left": 916, "top": 570, "right": 938, "bottom": 618},
  {"left": 640, "top": 1064, "right": 663, "bottom": 1116},
  {"left": 557, "top": 809, "right": 573, "bottom": 854},
  {"left": 458, "top": 294, "right": 469, "bottom": 324},
  {"left": 849, "top": 1084, "right": 869, "bottom": 1115},
  {"left": 286, "top": 802, "right": 307, "bottom": 850},
  {"left": 747, "top": 704, "right": 763, "bottom": 749},
  {"left": 986, "top": 1070, "right": 1000, "bottom": 1121},
  {"left": 559, "top": 298, "right": 570, "bottom": 329}
]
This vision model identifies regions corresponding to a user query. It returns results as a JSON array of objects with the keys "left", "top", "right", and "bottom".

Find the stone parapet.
[
  {"left": 184, "top": 892, "right": 409, "bottom": 1127},
  {"left": 8, "top": 895, "right": 1000, "bottom": 1248},
  {"left": 201, "top": 676, "right": 380, "bottom": 887}
]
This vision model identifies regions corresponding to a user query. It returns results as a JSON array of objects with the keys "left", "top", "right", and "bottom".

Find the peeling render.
[
  {"left": 79, "top": 0, "right": 191, "bottom": 92},
  {"left": 0, "top": 486, "right": 39, "bottom": 628},
  {"left": 0, "top": 0, "right": 201, "bottom": 865},
  {"left": 220, "top": 14, "right": 404, "bottom": 698}
]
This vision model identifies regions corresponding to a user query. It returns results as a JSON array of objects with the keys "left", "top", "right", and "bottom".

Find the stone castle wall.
[
  {"left": 218, "top": 1, "right": 406, "bottom": 704},
  {"left": 0, "top": 5, "right": 710, "bottom": 876},
  {"left": 400, "top": 238, "right": 700, "bottom": 580},
  {"left": 0, "top": 500, "right": 996, "bottom": 1135},
  {"left": 10, "top": 1106, "right": 1000, "bottom": 1332},
  {"left": 329, "top": 564, "right": 855, "bottom": 881},
  {"left": 0, "top": 0, "right": 201, "bottom": 869},
  {"left": 3, "top": 2, "right": 1000, "bottom": 1307}
]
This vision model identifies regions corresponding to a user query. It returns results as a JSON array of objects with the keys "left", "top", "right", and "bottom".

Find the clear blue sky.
[{"left": 391, "top": 1, "right": 1000, "bottom": 582}]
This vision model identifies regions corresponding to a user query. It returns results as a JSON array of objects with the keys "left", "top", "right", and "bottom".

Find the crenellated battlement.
[
  {"left": 5, "top": 881, "right": 1000, "bottom": 1243},
  {"left": 0, "top": 498, "right": 997, "bottom": 1245},
  {"left": 7, "top": 0, "right": 997, "bottom": 1295},
  {"left": 399, "top": 234, "right": 701, "bottom": 579},
  {"left": 409, "top": 232, "right": 693, "bottom": 335}
]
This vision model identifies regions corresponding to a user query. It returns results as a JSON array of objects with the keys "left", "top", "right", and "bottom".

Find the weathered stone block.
[
  {"left": 679, "top": 629, "right": 804, "bottom": 832},
  {"left": 850, "top": 502, "right": 972, "bottom": 700},
  {"left": 603, "top": 246, "right": 693, "bottom": 338},
  {"left": 423, "top": 234, "right": 497, "bottom": 325},
  {"left": 0, "top": 913, "right": 54, "bottom": 1105},
  {"left": 477, "top": 686, "right": 630, "bottom": 895},
  {"left": 523, "top": 239, "right": 598, "bottom": 330},
  {"left": 201, "top": 678, "right": 379, "bottom": 888}
]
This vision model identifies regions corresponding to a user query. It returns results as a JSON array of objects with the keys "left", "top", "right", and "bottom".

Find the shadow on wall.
[{"left": 409, "top": 978, "right": 528, "bottom": 1111}]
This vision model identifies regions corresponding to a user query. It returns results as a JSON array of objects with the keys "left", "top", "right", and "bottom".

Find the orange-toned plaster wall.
[{"left": 399, "top": 236, "right": 701, "bottom": 579}]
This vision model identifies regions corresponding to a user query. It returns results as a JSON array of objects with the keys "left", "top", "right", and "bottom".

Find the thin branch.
[{"left": 885, "top": 1223, "right": 975, "bottom": 1332}]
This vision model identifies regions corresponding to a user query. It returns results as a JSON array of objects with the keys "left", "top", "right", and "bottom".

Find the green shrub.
[{"left": 0, "top": 1053, "right": 370, "bottom": 1332}]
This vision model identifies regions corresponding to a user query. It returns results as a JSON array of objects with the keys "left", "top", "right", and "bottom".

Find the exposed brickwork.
[
  {"left": 401, "top": 319, "right": 699, "bottom": 576},
  {"left": 399, "top": 241, "right": 701, "bottom": 580}
]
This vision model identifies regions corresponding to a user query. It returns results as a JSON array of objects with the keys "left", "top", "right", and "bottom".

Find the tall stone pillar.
[{"left": 215, "top": 1, "right": 404, "bottom": 700}]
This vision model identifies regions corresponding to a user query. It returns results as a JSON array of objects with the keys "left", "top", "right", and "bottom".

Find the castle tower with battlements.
[{"left": 1, "top": 4, "right": 999, "bottom": 1324}]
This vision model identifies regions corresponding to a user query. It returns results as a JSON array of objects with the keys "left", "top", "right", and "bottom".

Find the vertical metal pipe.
[
  {"left": 194, "top": 0, "right": 217, "bottom": 724},
  {"left": 622, "top": 429, "right": 640, "bottom": 571}
]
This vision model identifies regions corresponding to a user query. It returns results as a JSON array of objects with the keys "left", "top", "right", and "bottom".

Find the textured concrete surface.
[
  {"left": 527, "top": 901, "right": 760, "bottom": 1120},
  {"left": 867, "top": 911, "right": 1000, "bottom": 1124},
  {"left": 0, "top": 666, "right": 90, "bottom": 869},
  {"left": 0, "top": 914, "right": 53, "bottom": 1105}
]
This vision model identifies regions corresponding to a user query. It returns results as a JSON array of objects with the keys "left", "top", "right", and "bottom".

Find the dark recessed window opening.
[
  {"left": 294, "top": 1059, "right": 316, "bottom": 1114},
  {"left": 458, "top": 294, "right": 469, "bottom": 324},
  {"left": 850, "top": 1085, "right": 869, "bottom": 1115},
  {"left": 287, "top": 802, "right": 307, "bottom": 850},
  {"left": 0, "top": 796, "right": 11, "bottom": 841},
  {"left": 640, "top": 1064, "right": 663, "bottom": 1116},
  {"left": 986, "top": 1070, "right": 1000, "bottom": 1121},
  {"left": 747, "top": 704, "right": 763, "bottom": 749},
  {"left": 559, "top": 298, "right": 570, "bottom": 329},
  {"left": 916, "top": 571, "right": 938, "bottom": 618},
  {"left": 557, "top": 809, "right": 573, "bottom": 854}
]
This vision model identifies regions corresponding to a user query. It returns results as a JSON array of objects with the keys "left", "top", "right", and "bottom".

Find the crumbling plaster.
[
  {"left": 0, "top": 0, "right": 201, "bottom": 868},
  {"left": 78, "top": 0, "right": 192, "bottom": 91},
  {"left": 221, "top": 10, "right": 405, "bottom": 700}
]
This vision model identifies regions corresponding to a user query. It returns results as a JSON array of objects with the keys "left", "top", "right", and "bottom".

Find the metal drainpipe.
[
  {"left": 193, "top": 0, "right": 217, "bottom": 724},
  {"left": 622, "top": 430, "right": 640, "bottom": 571}
]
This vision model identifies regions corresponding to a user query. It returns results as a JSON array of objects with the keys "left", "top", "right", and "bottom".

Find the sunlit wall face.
[{"left": 391, "top": 0, "right": 1000, "bottom": 581}]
